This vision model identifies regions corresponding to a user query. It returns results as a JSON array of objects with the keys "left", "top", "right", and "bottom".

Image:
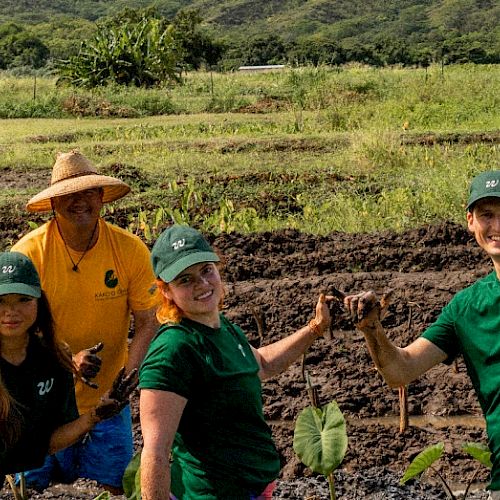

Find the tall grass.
[{"left": 0, "top": 64, "right": 498, "bottom": 236}]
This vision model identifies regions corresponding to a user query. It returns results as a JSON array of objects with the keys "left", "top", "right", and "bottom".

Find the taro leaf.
[
  {"left": 400, "top": 442, "right": 444, "bottom": 485},
  {"left": 123, "top": 451, "right": 142, "bottom": 500},
  {"left": 462, "top": 442, "right": 492, "bottom": 469},
  {"left": 293, "top": 400, "right": 348, "bottom": 476}
]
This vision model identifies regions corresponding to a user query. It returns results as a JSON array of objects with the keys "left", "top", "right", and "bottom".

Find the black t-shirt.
[{"left": 0, "top": 335, "right": 78, "bottom": 474}]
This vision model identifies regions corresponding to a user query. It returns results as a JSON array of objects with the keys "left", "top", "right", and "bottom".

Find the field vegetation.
[
  {"left": 0, "top": 63, "right": 498, "bottom": 244},
  {"left": 0, "top": 1, "right": 498, "bottom": 74}
]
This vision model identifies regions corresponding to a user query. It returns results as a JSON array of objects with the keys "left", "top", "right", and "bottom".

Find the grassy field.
[{"left": 0, "top": 64, "right": 498, "bottom": 237}]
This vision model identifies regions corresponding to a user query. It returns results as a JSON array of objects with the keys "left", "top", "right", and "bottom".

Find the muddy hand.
[
  {"left": 330, "top": 287, "right": 347, "bottom": 301},
  {"left": 74, "top": 342, "right": 104, "bottom": 389},
  {"left": 344, "top": 290, "right": 380, "bottom": 326},
  {"left": 343, "top": 290, "right": 393, "bottom": 327},
  {"left": 93, "top": 367, "right": 138, "bottom": 421}
]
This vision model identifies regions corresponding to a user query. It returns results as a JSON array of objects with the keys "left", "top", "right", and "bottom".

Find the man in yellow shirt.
[{"left": 12, "top": 150, "right": 158, "bottom": 493}]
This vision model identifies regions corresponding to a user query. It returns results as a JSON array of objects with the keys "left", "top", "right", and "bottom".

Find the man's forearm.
[
  {"left": 141, "top": 449, "right": 171, "bottom": 500},
  {"left": 359, "top": 320, "right": 410, "bottom": 387}
]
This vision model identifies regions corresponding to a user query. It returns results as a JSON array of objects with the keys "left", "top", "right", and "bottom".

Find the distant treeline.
[{"left": 0, "top": 4, "right": 498, "bottom": 81}]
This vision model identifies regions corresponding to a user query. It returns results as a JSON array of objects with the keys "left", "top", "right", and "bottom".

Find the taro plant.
[
  {"left": 293, "top": 400, "right": 348, "bottom": 500},
  {"left": 163, "top": 177, "right": 203, "bottom": 227},
  {"left": 400, "top": 441, "right": 492, "bottom": 499},
  {"left": 123, "top": 451, "right": 142, "bottom": 500},
  {"left": 127, "top": 207, "right": 168, "bottom": 243}
]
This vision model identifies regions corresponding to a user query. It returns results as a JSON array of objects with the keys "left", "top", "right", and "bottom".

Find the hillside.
[{"left": 0, "top": 0, "right": 498, "bottom": 45}]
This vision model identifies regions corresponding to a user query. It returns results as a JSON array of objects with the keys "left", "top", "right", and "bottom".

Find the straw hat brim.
[{"left": 26, "top": 175, "right": 131, "bottom": 213}]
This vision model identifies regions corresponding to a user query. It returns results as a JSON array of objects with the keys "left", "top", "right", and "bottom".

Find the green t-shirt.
[
  {"left": 0, "top": 335, "right": 78, "bottom": 475},
  {"left": 422, "top": 270, "right": 500, "bottom": 489},
  {"left": 139, "top": 315, "right": 280, "bottom": 499}
]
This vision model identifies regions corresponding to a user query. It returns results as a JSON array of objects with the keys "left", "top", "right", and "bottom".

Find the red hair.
[
  {"left": 155, "top": 279, "right": 184, "bottom": 324},
  {"left": 154, "top": 265, "right": 226, "bottom": 325}
]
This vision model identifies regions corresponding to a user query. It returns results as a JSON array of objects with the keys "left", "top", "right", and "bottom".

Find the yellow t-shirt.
[{"left": 12, "top": 218, "right": 157, "bottom": 413}]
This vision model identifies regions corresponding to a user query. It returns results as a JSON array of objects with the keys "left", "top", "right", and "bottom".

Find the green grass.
[{"left": 0, "top": 64, "right": 498, "bottom": 237}]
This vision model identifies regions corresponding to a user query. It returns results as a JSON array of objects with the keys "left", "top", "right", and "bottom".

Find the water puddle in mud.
[
  {"left": 347, "top": 414, "right": 486, "bottom": 429},
  {"left": 269, "top": 414, "right": 485, "bottom": 428}
]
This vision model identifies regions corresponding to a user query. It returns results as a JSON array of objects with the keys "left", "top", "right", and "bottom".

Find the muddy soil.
[{"left": 1, "top": 220, "right": 495, "bottom": 499}]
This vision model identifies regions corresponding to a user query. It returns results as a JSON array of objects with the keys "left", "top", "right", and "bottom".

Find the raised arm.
[
  {"left": 252, "top": 294, "right": 335, "bottom": 381},
  {"left": 344, "top": 291, "right": 447, "bottom": 387},
  {"left": 140, "top": 389, "right": 187, "bottom": 500}
]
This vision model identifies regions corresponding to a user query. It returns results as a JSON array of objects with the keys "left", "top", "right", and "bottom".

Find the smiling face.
[
  {"left": 0, "top": 294, "right": 37, "bottom": 342},
  {"left": 467, "top": 198, "right": 500, "bottom": 263},
  {"left": 161, "top": 262, "right": 223, "bottom": 328},
  {"left": 52, "top": 188, "right": 103, "bottom": 229}
]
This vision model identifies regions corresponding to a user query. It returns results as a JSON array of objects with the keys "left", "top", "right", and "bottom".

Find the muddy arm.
[
  {"left": 344, "top": 291, "right": 447, "bottom": 387},
  {"left": 359, "top": 321, "right": 445, "bottom": 387}
]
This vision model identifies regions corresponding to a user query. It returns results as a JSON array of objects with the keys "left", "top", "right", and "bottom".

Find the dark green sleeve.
[{"left": 139, "top": 326, "right": 201, "bottom": 400}]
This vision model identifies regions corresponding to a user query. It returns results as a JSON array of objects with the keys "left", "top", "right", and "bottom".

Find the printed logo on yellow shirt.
[{"left": 104, "top": 269, "right": 119, "bottom": 288}]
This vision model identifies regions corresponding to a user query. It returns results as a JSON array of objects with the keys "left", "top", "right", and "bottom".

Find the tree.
[
  {"left": 171, "top": 9, "right": 224, "bottom": 70},
  {"left": 56, "top": 9, "right": 183, "bottom": 87},
  {"left": 0, "top": 22, "right": 49, "bottom": 69},
  {"left": 239, "top": 34, "right": 287, "bottom": 65}
]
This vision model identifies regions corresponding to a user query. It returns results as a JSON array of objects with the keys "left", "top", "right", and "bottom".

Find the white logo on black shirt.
[{"left": 37, "top": 378, "right": 54, "bottom": 395}]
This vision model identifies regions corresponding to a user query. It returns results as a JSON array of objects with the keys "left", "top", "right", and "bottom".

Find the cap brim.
[
  {"left": 26, "top": 175, "right": 130, "bottom": 213},
  {"left": 158, "top": 252, "right": 220, "bottom": 283},
  {"left": 0, "top": 283, "right": 41, "bottom": 298},
  {"left": 466, "top": 193, "right": 500, "bottom": 210}
]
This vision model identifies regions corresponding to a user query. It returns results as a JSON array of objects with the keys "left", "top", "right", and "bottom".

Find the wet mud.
[{"left": 1, "top": 219, "right": 494, "bottom": 499}]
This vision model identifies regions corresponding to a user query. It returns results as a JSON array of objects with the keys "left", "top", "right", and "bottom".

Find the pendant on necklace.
[{"left": 72, "top": 265, "right": 79, "bottom": 272}]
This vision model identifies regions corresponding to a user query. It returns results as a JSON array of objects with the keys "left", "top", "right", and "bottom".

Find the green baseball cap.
[
  {"left": 151, "top": 225, "right": 220, "bottom": 283},
  {"left": 467, "top": 170, "right": 500, "bottom": 211},
  {"left": 0, "top": 252, "right": 41, "bottom": 298}
]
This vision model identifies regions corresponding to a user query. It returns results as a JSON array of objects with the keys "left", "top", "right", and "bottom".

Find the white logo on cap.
[
  {"left": 486, "top": 180, "right": 499, "bottom": 188},
  {"left": 172, "top": 238, "right": 185, "bottom": 250},
  {"left": 1, "top": 265, "right": 16, "bottom": 274}
]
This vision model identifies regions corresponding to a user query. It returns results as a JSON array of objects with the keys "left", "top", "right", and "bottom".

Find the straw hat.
[{"left": 27, "top": 150, "right": 131, "bottom": 213}]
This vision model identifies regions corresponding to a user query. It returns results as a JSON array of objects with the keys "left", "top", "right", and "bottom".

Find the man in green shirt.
[{"left": 345, "top": 170, "right": 500, "bottom": 498}]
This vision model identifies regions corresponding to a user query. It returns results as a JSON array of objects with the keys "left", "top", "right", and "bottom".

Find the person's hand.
[
  {"left": 308, "top": 293, "right": 336, "bottom": 338},
  {"left": 343, "top": 290, "right": 393, "bottom": 329},
  {"left": 73, "top": 342, "right": 104, "bottom": 389},
  {"left": 93, "top": 367, "right": 139, "bottom": 422}
]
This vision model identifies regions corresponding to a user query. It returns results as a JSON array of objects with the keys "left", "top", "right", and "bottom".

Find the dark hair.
[{"left": 0, "top": 292, "right": 75, "bottom": 447}]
